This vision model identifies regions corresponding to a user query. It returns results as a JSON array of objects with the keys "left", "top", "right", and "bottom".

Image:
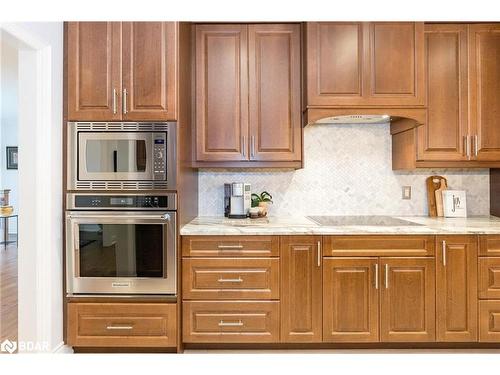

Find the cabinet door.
[
  {"left": 122, "top": 22, "right": 177, "bottom": 121},
  {"left": 323, "top": 258, "right": 379, "bottom": 342},
  {"left": 195, "top": 24, "right": 248, "bottom": 161},
  {"left": 417, "top": 24, "right": 469, "bottom": 162},
  {"left": 436, "top": 236, "right": 478, "bottom": 342},
  {"left": 306, "top": 22, "right": 367, "bottom": 106},
  {"left": 248, "top": 24, "right": 302, "bottom": 162},
  {"left": 469, "top": 24, "right": 500, "bottom": 161},
  {"left": 380, "top": 258, "right": 435, "bottom": 342},
  {"left": 280, "top": 236, "right": 322, "bottom": 342},
  {"left": 366, "top": 22, "right": 425, "bottom": 106},
  {"left": 67, "top": 22, "right": 122, "bottom": 121}
]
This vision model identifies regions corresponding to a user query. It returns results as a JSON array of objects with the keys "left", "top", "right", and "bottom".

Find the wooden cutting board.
[{"left": 426, "top": 176, "right": 448, "bottom": 217}]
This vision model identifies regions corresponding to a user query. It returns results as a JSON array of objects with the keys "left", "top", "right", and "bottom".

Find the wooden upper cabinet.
[
  {"left": 280, "top": 236, "right": 322, "bottom": 342},
  {"left": 379, "top": 257, "right": 435, "bottom": 342},
  {"left": 195, "top": 24, "right": 248, "bottom": 161},
  {"left": 67, "top": 22, "right": 122, "bottom": 121},
  {"left": 323, "top": 258, "right": 379, "bottom": 342},
  {"left": 67, "top": 21, "right": 177, "bottom": 122},
  {"left": 248, "top": 24, "right": 302, "bottom": 162},
  {"left": 306, "top": 22, "right": 424, "bottom": 107},
  {"left": 122, "top": 22, "right": 177, "bottom": 121},
  {"left": 417, "top": 24, "right": 469, "bottom": 162},
  {"left": 436, "top": 236, "right": 478, "bottom": 342},
  {"left": 469, "top": 24, "right": 500, "bottom": 161},
  {"left": 307, "top": 22, "right": 366, "bottom": 106}
]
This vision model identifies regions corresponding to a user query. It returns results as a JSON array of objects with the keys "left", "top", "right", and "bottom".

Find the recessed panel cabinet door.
[
  {"left": 417, "top": 24, "right": 469, "bottom": 162},
  {"left": 248, "top": 24, "right": 302, "bottom": 161},
  {"left": 380, "top": 258, "right": 435, "bottom": 342},
  {"left": 306, "top": 22, "right": 366, "bottom": 106},
  {"left": 323, "top": 258, "right": 379, "bottom": 342},
  {"left": 122, "top": 22, "right": 177, "bottom": 121},
  {"left": 195, "top": 24, "right": 248, "bottom": 161},
  {"left": 67, "top": 22, "right": 122, "bottom": 121},
  {"left": 280, "top": 236, "right": 322, "bottom": 342},
  {"left": 367, "top": 22, "right": 425, "bottom": 106},
  {"left": 436, "top": 236, "right": 478, "bottom": 342},
  {"left": 469, "top": 24, "right": 500, "bottom": 161}
]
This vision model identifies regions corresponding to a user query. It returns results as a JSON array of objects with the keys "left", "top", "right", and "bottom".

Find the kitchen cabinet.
[
  {"left": 280, "top": 236, "right": 322, "bottom": 342},
  {"left": 379, "top": 258, "right": 435, "bottom": 342},
  {"left": 67, "top": 302, "right": 177, "bottom": 348},
  {"left": 67, "top": 22, "right": 177, "bottom": 121},
  {"left": 469, "top": 24, "right": 500, "bottom": 161},
  {"left": 194, "top": 24, "right": 302, "bottom": 167},
  {"left": 436, "top": 236, "right": 478, "bottom": 342},
  {"left": 67, "top": 22, "right": 122, "bottom": 121},
  {"left": 306, "top": 22, "right": 425, "bottom": 107},
  {"left": 417, "top": 24, "right": 469, "bottom": 162},
  {"left": 323, "top": 258, "right": 379, "bottom": 342}
]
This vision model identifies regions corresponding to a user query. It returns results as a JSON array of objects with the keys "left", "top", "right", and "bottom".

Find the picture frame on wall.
[{"left": 6, "top": 146, "right": 18, "bottom": 170}]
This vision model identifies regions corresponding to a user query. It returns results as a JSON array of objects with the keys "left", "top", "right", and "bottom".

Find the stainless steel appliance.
[
  {"left": 66, "top": 192, "right": 177, "bottom": 296},
  {"left": 67, "top": 122, "right": 176, "bottom": 191},
  {"left": 224, "top": 183, "right": 251, "bottom": 218}
]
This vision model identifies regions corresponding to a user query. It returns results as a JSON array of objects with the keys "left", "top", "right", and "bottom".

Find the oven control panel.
[
  {"left": 69, "top": 193, "right": 177, "bottom": 210},
  {"left": 153, "top": 133, "right": 167, "bottom": 180}
]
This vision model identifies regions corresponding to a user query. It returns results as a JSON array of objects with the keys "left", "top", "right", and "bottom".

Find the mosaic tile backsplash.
[{"left": 198, "top": 123, "right": 490, "bottom": 217}]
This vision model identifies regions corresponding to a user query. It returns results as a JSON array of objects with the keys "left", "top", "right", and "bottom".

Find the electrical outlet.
[{"left": 402, "top": 186, "right": 412, "bottom": 200}]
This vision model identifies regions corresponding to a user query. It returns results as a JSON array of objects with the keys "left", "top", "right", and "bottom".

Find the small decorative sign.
[
  {"left": 442, "top": 190, "right": 467, "bottom": 218},
  {"left": 6, "top": 147, "right": 18, "bottom": 170}
]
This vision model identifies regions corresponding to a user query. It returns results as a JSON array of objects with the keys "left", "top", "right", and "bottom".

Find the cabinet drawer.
[
  {"left": 183, "top": 258, "right": 279, "bottom": 300},
  {"left": 182, "top": 236, "right": 279, "bottom": 257},
  {"left": 479, "top": 300, "right": 500, "bottom": 342},
  {"left": 479, "top": 235, "right": 500, "bottom": 256},
  {"left": 183, "top": 301, "right": 279, "bottom": 343},
  {"left": 323, "top": 235, "right": 435, "bottom": 257},
  {"left": 67, "top": 303, "right": 177, "bottom": 347},
  {"left": 479, "top": 258, "right": 500, "bottom": 299}
]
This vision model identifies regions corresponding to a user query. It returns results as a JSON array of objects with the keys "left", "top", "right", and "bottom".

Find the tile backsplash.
[{"left": 198, "top": 123, "right": 490, "bottom": 217}]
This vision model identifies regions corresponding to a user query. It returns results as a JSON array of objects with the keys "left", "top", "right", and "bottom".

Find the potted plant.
[{"left": 251, "top": 191, "right": 273, "bottom": 217}]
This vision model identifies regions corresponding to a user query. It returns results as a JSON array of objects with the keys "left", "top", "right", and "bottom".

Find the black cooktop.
[{"left": 307, "top": 216, "right": 423, "bottom": 226}]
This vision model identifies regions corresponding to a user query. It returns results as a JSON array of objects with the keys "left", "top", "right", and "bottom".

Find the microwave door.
[{"left": 78, "top": 132, "right": 154, "bottom": 181}]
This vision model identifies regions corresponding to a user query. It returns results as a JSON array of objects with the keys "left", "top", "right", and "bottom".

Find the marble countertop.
[{"left": 180, "top": 215, "right": 500, "bottom": 236}]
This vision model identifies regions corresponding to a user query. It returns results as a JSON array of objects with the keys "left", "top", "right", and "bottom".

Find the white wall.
[
  {"left": 0, "top": 22, "right": 63, "bottom": 352},
  {"left": 199, "top": 123, "right": 490, "bottom": 217},
  {"left": 0, "top": 31, "right": 19, "bottom": 233}
]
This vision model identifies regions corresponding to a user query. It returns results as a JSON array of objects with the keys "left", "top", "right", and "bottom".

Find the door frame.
[{"left": 0, "top": 23, "right": 65, "bottom": 352}]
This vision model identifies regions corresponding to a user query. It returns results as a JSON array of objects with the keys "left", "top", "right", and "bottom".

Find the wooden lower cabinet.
[
  {"left": 380, "top": 258, "right": 436, "bottom": 342},
  {"left": 67, "top": 302, "right": 177, "bottom": 348},
  {"left": 323, "top": 258, "right": 379, "bottom": 342},
  {"left": 436, "top": 236, "right": 478, "bottom": 342},
  {"left": 479, "top": 300, "right": 500, "bottom": 342},
  {"left": 182, "top": 301, "right": 280, "bottom": 343},
  {"left": 479, "top": 257, "right": 500, "bottom": 299},
  {"left": 280, "top": 236, "right": 322, "bottom": 342}
]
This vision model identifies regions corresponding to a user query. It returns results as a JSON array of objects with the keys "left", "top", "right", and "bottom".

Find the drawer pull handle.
[
  {"left": 218, "top": 320, "right": 244, "bottom": 327},
  {"left": 217, "top": 277, "right": 243, "bottom": 283},
  {"left": 218, "top": 245, "right": 244, "bottom": 250},
  {"left": 106, "top": 325, "right": 133, "bottom": 330}
]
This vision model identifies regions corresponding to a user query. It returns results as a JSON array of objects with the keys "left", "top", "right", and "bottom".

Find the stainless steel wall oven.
[
  {"left": 66, "top": 192, "right": 177, "bottom": 296},
  {"left": 67, "top": 122, "right": 176, "bottom": 191}
]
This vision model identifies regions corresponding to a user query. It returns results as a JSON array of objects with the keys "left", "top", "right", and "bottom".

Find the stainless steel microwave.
[{"left": 67, "top": 122, "right": 176, "bottom": 191}]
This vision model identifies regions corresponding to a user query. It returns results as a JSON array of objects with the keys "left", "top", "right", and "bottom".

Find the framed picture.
[{"left": 6, "top": 147, "right": 18, "bottom": 170}]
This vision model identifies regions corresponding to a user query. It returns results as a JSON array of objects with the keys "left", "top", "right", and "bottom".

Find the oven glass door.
[
  {"left": 67, "top": 212, "right": 176, "bottom": 295},
  {"left": 78, "top": 132, "right": 156, "bottom": 181}
]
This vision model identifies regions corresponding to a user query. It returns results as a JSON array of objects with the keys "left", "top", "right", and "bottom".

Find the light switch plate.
[{"left": 402, "top": 186, "right": 412, "bottom": 200}]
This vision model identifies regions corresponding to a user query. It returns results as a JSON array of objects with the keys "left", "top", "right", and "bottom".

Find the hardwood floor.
[{"left": 0, "top": 238, "right": 18, "bottom": 343}]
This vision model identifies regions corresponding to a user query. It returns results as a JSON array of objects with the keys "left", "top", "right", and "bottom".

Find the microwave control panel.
[{"left": 153, "top": 133, "right": 167, "bottom": 180}]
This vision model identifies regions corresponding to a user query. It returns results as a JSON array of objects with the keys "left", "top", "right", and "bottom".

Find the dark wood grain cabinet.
[
  {"left": 306, "top": 22, "right": 425, "bottom": 107},
  {"left": 67, "top": 22, "right": 177, "bottom": 121},
  {"left": 195, "top": 23, "right": 302, "bottom": 166}
]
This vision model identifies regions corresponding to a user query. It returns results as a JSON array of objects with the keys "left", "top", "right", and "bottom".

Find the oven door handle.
[{"left": 67, "top": 214, "right": 172, "bottom": 221}]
